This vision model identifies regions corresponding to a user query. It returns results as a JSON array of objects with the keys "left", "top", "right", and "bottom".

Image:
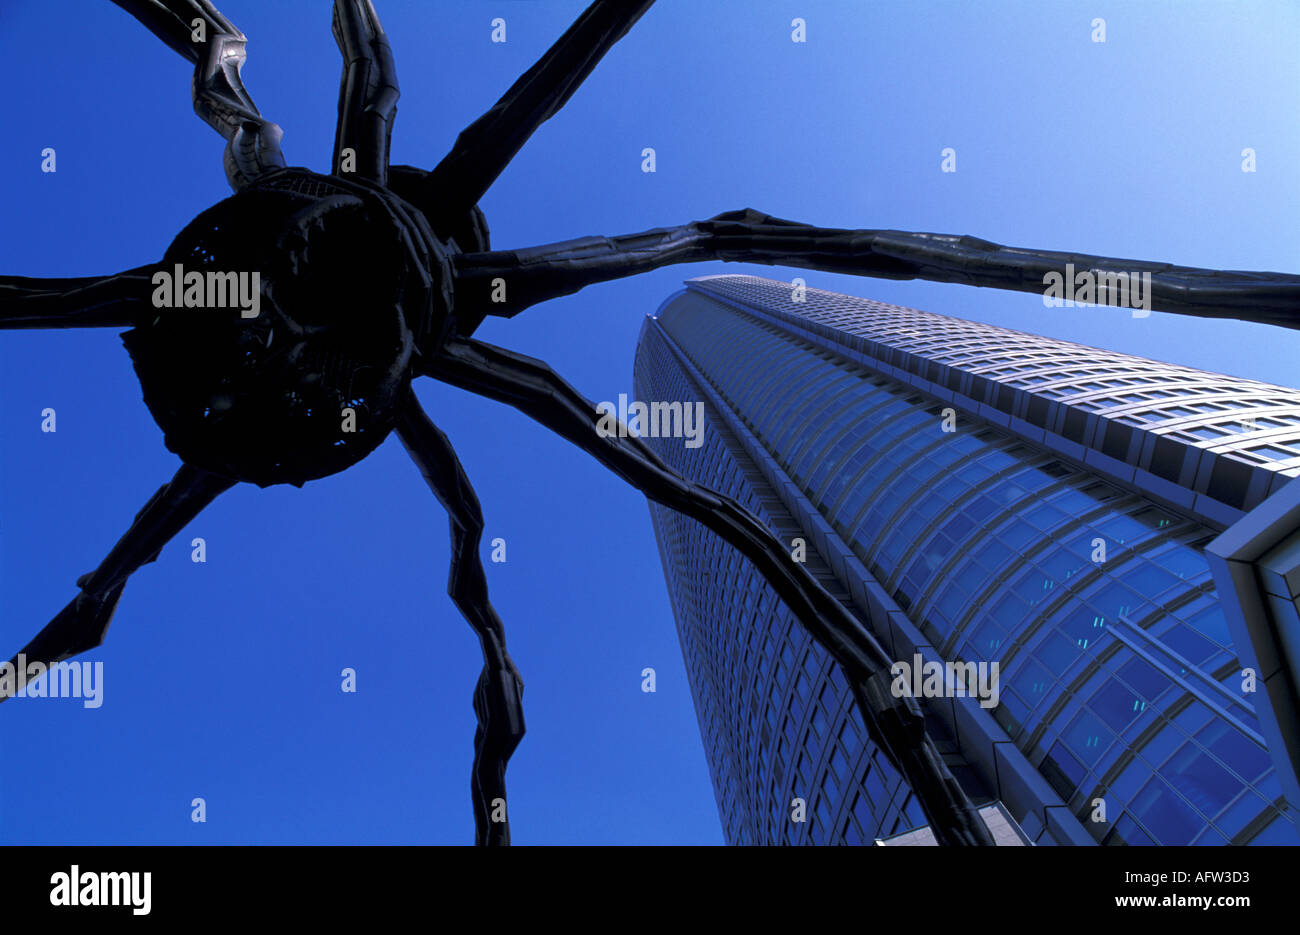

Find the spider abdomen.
[{"left": 123, "top": 169, "right": 448, "bottom": 487}]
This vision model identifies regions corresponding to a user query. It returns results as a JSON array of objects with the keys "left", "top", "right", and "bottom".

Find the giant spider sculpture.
[{"left": 3, "top": 0, "right": 1299, "bottom": 847}]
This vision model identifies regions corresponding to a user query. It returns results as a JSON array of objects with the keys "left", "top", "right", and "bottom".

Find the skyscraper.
[{"left": 632, "top": 274, "right": 1300, "bottom": 846}]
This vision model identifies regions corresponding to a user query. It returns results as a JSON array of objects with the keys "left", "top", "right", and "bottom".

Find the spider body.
[{"left": 127, "top": 167, "right": 454, "bottom": 486}]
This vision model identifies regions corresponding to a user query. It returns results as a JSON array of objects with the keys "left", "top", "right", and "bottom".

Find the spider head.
[{"left": 123, "top": 170, "right": 446, "bottom": 487}]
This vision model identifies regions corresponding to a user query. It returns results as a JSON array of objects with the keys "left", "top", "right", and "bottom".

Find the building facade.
[{"left": 632, "top": 274, "right": 1300, "bottom": 845}]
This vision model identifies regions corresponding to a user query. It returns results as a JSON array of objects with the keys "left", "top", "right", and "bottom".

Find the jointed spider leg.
[
  {"left": 0, "top": 464, "right": 234, "bottom": 703},
  {"left": 450, "top": 208, "right": 1300, "bottom": 331},
  {"left": 419, "top": 0, "right": 657, "bottom": 218},
  {"left": 331, "top": 0, "right": 399, "bottom": 186},
  {"left": 110, "top": 0, "right": 286, "bottom": 190},
  {"left": 0, "top": 265, "right": 157, "bottom": 330},
  {"left": 394, "top": 391, "right": 525, "bottom": 846},
  {"left": 420, "top": 335, "right": 994, "bottom": 846}
]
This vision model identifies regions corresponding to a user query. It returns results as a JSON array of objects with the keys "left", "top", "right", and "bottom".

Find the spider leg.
[
  {"left": 420, "top": 335, "right": 994, "bottom": 846},
  {"left": 418, "top": 1, "right": 656, "bottom": 217},
  {"left": 449, "top": 209, "right": 1300, "bottom": 331},
  {"left": 110, "top": 0, "right": 286, "bottom": 190},
  {"left": 0, "top": 463, "right": 234, "bottom": 702},
  {"left": 394, "top": 391, "right": 525, "bottom": 846},
  {"left": 0, "top": 264, "right": 157, "bottom": 330},
  {"left": 331, "top": 0, "right": 399, "bottom": 185}
]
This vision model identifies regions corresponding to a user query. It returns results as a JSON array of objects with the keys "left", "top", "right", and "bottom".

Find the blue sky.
[{"left": 1, "top": 0, "right": 1297, "bottom": 844}]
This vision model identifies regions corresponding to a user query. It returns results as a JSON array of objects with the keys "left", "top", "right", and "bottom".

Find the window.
[
  {"left": 1089, "top": 678, "right": 1145, "bottom": 732},
  {"left": 1063, "top": 709, "right": 1112, "bottom": 767},
  {"left": 1196, "top": 721, "right": 1270, "bottom": 785},
  {"left": 1128, "top": 777, "right": 1203, "bottom": 844}
]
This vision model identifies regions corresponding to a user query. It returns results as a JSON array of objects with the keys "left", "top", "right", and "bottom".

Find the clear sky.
[{"left": 1, "top": 1, "right": 1297, "bottom": 844}]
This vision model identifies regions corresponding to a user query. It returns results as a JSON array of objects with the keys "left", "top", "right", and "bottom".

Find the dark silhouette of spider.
[{"left": 3, "top": 0, "right": 1298, "bottom": 846}]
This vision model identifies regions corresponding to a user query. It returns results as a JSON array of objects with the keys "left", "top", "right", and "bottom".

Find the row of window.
[
  {"left": 694, "top": 276, "right": 1300, "bottom": 468},
  {"left": 638, "top": 332, "right": 920, "bottom": 843}
]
